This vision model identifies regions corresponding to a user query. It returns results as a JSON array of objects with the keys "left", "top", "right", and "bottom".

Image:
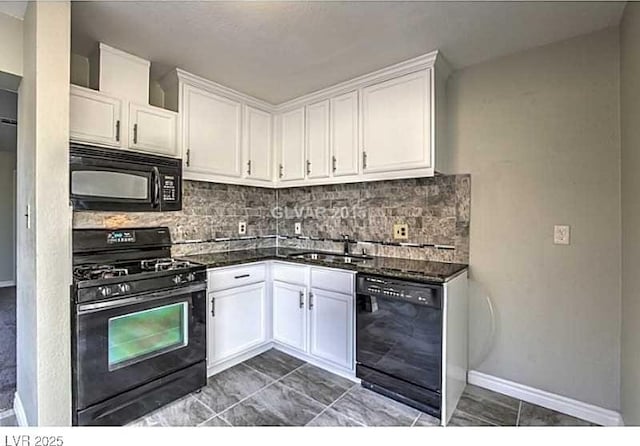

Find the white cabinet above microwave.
[{"left": 70, "top": 85, "right": 179, "bottom": 158}]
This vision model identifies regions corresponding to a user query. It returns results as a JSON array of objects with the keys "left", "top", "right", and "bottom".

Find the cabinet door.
[
  {"left": 272, "top": 281, "right": 307, "bottom": 351},
  {"left": 244, "top": 105, "right": 272, "bottom": 182},
  {"left": 129, "top": 103, "right": 178, "bottom": 157},
  {"left": 70, "top": 85, "right": 122, "bottom": 147},
  {"left": 278, "top": 107, "right": 305, "bottom": 182},
  {"left": 309, "top": 288, "right": 354, "bottom": 370},
  {"left": 183, "top": 85, "right": 242, "bottom": 177},
  {"left": 330, "top": 91, "right": 359, "bottom": 177},
  {"left": 305, "top": 100, "right": 330, "bottom": 179},
  {"left": 361, "top": 69, "right": 432, "bottom": 173},
  {"left": 209, "top": 282, "right": 267, "bottom": 365}
]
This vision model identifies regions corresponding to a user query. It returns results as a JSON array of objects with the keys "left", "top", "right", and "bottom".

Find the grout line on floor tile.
[
  {"left": 410, "top": 412, "right": 422, "bottom": 427},
  {"left": 305, "top": 382, "right": 362, "bottom": 426},
  {"left": 516, "top": 401, "right": 522, "bottom": 426},
  {"left": 214, "top": 379, "right": 280, "bottom": 420}
]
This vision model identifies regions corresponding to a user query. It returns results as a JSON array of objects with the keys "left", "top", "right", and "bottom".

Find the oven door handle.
[{"left": 77, "top": 283, "right": 206, "bottom": 314}]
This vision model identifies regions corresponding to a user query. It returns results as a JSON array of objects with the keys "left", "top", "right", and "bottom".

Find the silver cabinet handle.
[
  {"left": 299, "top": 290, "right": 304, "bottom": 309},
  {"left": 247, "top": 160, "right": 252, "bottom": 175},
  {"left": 186, "top": 149, "right": 191, "bottom": 167},
  {"left": 115, "top": 120, "right": 120, "bottom": 142},
  {"left": 234, "top": 274, "right": 250, "bottom": 279},
  {"left": 362, "top": 151, "right": 367, "bottom": 170},
  {"left": 306, "top": 160, "right": 311, "bottom": 175},
  {"left": 133, "top": 123, "right": 138, "bottom": 144},
  {"left": 309, "top": 292, "right": 314, "bottom": 310},
  {"left": 332, "top": 156, "right": 336, "bottom": 173},
  {"left": 211, "top": 297, "right": 215, "bottom": 317},
  {"left": 279, "top": 164, "right": 284, "bottom": 179}
]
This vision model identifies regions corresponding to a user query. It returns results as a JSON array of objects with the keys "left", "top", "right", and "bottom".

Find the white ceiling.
[
  {"left": 0, "top": 1, "right": 27, "bottom": 19},
  {"left": 71, "top": 1, "right": 626, "bottom": 104}
]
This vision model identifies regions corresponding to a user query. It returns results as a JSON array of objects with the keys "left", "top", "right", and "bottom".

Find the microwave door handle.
[{"left": 152, "top": 167, "right": 161, "bottom": 208}]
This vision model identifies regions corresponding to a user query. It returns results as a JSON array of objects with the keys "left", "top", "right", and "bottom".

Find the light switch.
[{"left": 554, "top": 225, "right": 570, "bottom": 245}]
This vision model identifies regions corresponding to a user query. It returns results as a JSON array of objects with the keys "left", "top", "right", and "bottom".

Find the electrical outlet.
[
  {"left": 238, "top": 221, "right": 247, "bottom": 235},
  {"left": 294, "top": 222, "right": 302, "bottom": 235},
  {"left": 393, "top": 223, "right": 409, "bottom": 240},
  {"left": 554, "top": 225, "right": 570, "bottom": 245}
]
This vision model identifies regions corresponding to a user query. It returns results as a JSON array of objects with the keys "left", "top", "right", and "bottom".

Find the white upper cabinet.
[
  {"left": 90, "top": 43, "right": 150, "bottom": 105},
  {"left": 278, "top": 107, "right": 306, "bottom": 182},
  {"left": 305, "top": 100, "right": 330, "bottom": 179},
  {"left": 361, "top": 69, "right": 432, "bottom": 174},
  {"left": 330, "top": 91, "right": 359, "bottom": 177},
  {"left": 183, "top": 85, "right": 242, "bottom": 178},
  {"left": 243, "top": 105, "right": 273, "bottom": 183},
  {"left": 128, "top": 103, "right": 178, "bottom": 157},
  {"left": 70, "top": 85, "right": 123, "bottom": 148}
]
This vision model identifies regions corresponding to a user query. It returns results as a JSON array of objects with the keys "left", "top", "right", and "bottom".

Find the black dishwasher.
[{"left": 356, "top": 274, "right": 443, "bottom": 418}]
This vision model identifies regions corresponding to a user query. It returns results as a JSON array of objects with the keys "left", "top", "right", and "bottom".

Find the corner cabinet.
[
  {"left": 361, "top": 69, "right": 432, "bottom": 174},
  {"left": 277, "top": 107, "right": 306, "bottom": 182},
  {"left": 243, "top": 105, "right": 273, "bottom": 183}
]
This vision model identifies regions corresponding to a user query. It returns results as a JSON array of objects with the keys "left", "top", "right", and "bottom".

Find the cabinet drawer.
[
  {"left": 272, "top": 263, "right": 308, "bottom": 287},
  {"left": 208, "top": 263, "right": 266, "bottom": 292},
  {"left": 310, "top": 267, "right": 354, "bottom": 295}
]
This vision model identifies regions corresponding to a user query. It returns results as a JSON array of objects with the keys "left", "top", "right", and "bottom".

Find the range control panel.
[{"left": 356, "top": 275, "right": 442, "bottom": 309}]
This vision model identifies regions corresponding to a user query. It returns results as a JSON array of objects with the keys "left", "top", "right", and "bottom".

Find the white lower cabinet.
[
  {"left": 308, "top": 288, "right": 354, "bottom": 370},
  {"left": 208, "top": 281, "right": 268, "bottom": 367},
  {"left": 272, "top": 281, "right": 307, "bottom": 351},
  {"left": 207, "top": 262, "right": 355, "bottom": 376},
  {"left": 272, "top": 264, "right": 355, "bottom": 373}
]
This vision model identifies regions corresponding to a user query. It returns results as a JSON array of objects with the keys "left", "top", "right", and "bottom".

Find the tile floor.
[
  {"left": 128, "top": 349, "right": 595, "bottom": 427},
  {"left": 0, "top": 287, "right": 16, "bottom": 412}
]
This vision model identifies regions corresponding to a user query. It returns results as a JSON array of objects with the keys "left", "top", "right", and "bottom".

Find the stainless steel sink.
[{"left": 288, "top": 251, "right": 373, "bottom": 264}]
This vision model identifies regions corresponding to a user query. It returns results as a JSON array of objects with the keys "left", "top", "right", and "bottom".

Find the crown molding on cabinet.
[{"left": 274, "top": 50, "right": 450, "bottom": 113}]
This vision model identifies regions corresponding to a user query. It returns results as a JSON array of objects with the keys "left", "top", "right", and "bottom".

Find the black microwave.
[{"left": 69, "top": 143, "right": 182, "bottom": 212}]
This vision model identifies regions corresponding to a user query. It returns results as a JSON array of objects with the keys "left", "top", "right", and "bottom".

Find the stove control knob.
[
  {"left": 119, "top": 283, "right": 131, "bottom": 294},
  {"left": 98, "top": 286, "right": 112, "bottom": 297},
  {"left": 173, "top": 275, "right": 183, "bottom": 285},
  {"left": 186, "top": 272, "right": 196, "bottom": 282}
]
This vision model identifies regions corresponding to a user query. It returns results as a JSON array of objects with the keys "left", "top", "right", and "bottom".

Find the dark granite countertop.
[{"left": 181, "top": 247, "right": 468, "bottom": 283}]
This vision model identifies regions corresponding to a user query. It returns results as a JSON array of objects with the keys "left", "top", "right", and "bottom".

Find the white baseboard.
[
  {"left": 13, "top": 392, "right": 28, "bottom": 427},
  {"left": 468, "top": 370, "right": 624, "bottom": 427},
  {"left": 0, "top": 281, "right": 15, "bottom": 288}
]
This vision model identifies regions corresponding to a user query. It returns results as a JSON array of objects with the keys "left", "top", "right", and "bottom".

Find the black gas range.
[{"left": 71, "top": 227, "right": 207, "bottom": 426}]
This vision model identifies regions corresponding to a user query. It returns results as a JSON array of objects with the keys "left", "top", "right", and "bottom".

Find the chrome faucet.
[{"left": 342, "top": 234, "right": 351, "bottom": 255}]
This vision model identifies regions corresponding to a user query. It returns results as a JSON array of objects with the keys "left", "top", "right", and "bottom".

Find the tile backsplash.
[{"left": 73, "top": 175, "right": 470, "bottom": 263}]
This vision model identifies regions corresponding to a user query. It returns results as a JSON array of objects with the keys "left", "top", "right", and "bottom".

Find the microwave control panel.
[{"left": 162, "top": 175, "right": 177, "bottom": 202}]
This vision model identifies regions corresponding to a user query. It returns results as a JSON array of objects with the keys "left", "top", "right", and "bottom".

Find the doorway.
[{"left": 0, "top": 88, "right": 17, "bottom": 415}]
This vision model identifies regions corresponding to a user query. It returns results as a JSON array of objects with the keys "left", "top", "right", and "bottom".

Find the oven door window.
[
  {"left": 108, "top": 302, "right": 188, "bottom": 370},
  {"left": 71, "top": 169, "right": 151, "bottom": 201}
]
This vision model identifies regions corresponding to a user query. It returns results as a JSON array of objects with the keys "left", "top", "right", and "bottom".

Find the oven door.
[{"left": 74, "top": 284, "right": 206, "bottom": 411}]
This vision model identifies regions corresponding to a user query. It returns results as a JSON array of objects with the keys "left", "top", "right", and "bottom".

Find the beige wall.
[
  {"left": 16, "top": 1, "right": 71, "bottom": 426},
  {"left": 620, "top": 2, "right": 640, "bottom": 426},
  {"left": 447, "top": 28, "right": 621, "bottom": 409}
]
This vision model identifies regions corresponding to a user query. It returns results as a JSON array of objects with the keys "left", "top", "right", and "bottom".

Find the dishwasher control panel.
[{"left": 356, "top": 275, "right": 442, "bottom": 309}]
